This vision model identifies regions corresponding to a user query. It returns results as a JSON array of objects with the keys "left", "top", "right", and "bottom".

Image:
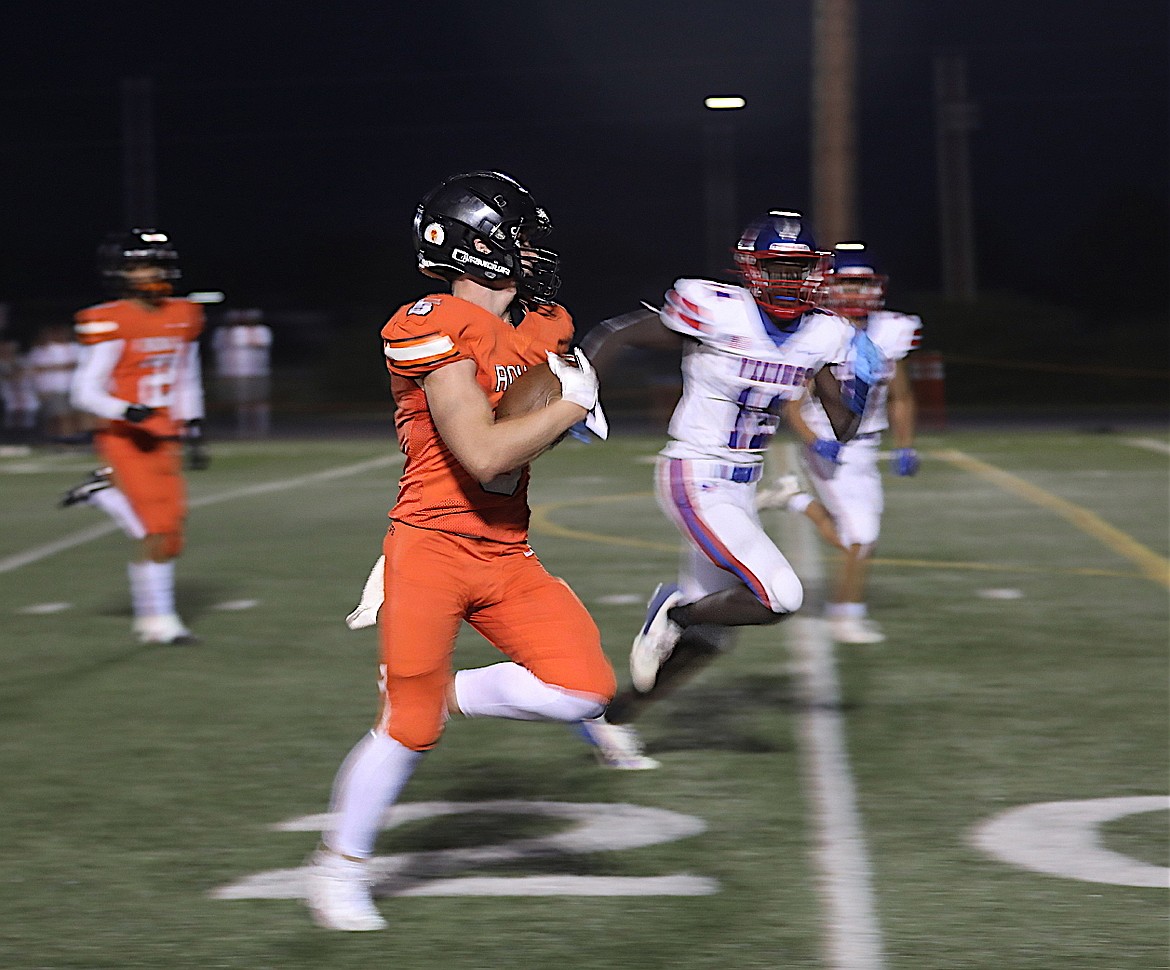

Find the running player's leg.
[
  {"left": 322, "top": 524, "right": 464, "bottom": 863},
  {"left": 98, "top": 433, "right": 193, "bottom": 643},
  {"left": 802, "top": 439, "right": 884, "bottom": 642},
  {"left": 458, "top": 547, "right": 615, "bottom": 723}
]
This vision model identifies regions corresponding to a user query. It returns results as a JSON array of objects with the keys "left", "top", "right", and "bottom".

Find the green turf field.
[{"left": 1, "top": 428, "right": 1167, "bottom": 969}]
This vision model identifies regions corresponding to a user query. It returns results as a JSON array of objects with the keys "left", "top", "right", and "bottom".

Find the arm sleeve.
[
  {"left": 171, "top": 341, "right": 205, "bottom": 421},
  {"left": 70, "top": 340, "right": 131, "bottom": 419}
]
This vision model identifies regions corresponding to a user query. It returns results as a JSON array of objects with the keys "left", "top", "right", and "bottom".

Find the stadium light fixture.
[{"left": 704, "top": 96, "right": 746, "bottom": 110}]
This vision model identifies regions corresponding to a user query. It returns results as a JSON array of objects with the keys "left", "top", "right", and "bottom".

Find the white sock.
[
  {"left": 127, "top": 560, "right": 176, "bottom": 618},
  {"left": 90, "top": 487, "right": 146, "bottom": 540},
  {"left": 826, "top": 602, "right": 867, "bottom": 620},
  {"left": 454, "top": 662, "right": 605, "bottom": 723},
  {"left": 128, "top": 562, "right": 152, "bottom": 618},
  {"left": 326, "top": 731, "right": 422, "bottom": 859}
]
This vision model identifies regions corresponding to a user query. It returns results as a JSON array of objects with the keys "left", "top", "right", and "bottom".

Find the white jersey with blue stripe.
[
  {"left": 657, "top": 278, "right": 854, "bottom": 466},
  {"left": 801, "top": 309, "right": 923, "bottom": 437}
]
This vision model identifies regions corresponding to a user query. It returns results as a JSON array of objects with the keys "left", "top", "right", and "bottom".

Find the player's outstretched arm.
[{"left": 577, "top": 307, "right": 679, "bottom": 383}]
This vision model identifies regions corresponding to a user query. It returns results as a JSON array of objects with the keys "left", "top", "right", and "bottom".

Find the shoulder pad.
[
  {"left": 866, "top": 311, "right": 922, "bottom": 360},
  {"left": 661, "top": 278, "right": 750, "bottom": 338},
  {"left": 382, "top": 295, "right": 466, "bottom": 378},
  {"left": 73, "top": 303, "right": 124, "bottom": 344}
]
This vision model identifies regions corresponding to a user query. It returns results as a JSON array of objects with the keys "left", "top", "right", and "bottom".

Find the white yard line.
[
  {"left": 773, "top": 445, "right": 886, "bottom": 970},
  {"left": 1124, "top": 437, "right": 1170, "bottom": 456},
  {"left": 0, "top": 454, "right": 401, "bottom": 575}
]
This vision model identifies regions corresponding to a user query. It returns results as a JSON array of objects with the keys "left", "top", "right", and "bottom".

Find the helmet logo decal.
[
  {"left": 451, "top": 249, "right": 509, "bottom": 277},
  {"left": 423, "top": 223, "right": 445, "bottom": 245}
]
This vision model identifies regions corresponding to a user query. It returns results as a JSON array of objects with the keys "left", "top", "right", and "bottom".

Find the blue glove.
[
  {"left": 811, "top": 438, "right": 842, "bottom": 464},
  {"left": 893, "top": 447, "right": 919, "bottom": 477},
  {"left": 805, "top": 438, "right": 843, "bottom": 479}
]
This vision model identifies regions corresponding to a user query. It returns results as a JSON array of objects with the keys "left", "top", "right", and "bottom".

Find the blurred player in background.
[
  {"left": 764, "top": 242, "right": 921, "bottom": 644},
  {"left": 574, "top": 210, "right": 884, "bottom": 769},
  {"left": 64, "top": 229, "right": 209, "bottom": 645},
  {"left": 26, "top": 323, "right": 84, "bottom": 443},
  {"left": 0, "top": 330, "right": 38, "bottom": 442},
  {"left": 306, "top": 171, "right": 614, "bottom": 931},
  {"left": 212, "top": 308, "right": 273, "bottom": 437}
]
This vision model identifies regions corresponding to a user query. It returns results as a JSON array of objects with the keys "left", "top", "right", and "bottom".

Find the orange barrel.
[{"left": 908, "top": 350, "right": 946, "bottom": 430}]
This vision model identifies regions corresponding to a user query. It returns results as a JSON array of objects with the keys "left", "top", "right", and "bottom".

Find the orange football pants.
[
  {"left": 376, "top": 521, "right": 616, "bottom": 751},
  {"left": 96, "top": 427, "right": 186, "bottom": 539}
]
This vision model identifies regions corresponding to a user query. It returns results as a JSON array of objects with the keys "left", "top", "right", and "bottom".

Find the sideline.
[
  {"left": 0, "top": 454, "right": 401, "bottom": 575},
  {"left": 934, "top": 449, "right": 1170, "bottom": 589},
  {"left": 770, "top": 444, "right": 886, "bottom": 970}
]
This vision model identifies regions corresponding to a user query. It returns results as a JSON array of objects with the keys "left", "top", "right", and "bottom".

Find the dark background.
[{"left": 2, "top": 1, "right": 1166, "bottom": 412}]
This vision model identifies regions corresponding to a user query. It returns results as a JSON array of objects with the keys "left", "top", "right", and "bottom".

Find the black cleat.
[{"left": 59, "top": 467, "right": 113, "bottom": 508}]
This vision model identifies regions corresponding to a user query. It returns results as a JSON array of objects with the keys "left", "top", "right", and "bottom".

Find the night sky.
[{"left": 1, "top": 1, "right": 1166, "bottom": 340}]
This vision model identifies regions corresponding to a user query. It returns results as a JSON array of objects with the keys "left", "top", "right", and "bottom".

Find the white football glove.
[
  {"left": 345, "top": 555, "right": 385, "bottom": 630},
  {"left": 546, "top": 349, "right": 599, "bottom": 411}
]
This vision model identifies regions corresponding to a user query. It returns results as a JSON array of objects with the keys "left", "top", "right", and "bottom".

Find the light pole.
[
  {"left": 703, "top": 96, "right": 745, "bottom": 276},
  {"left": 934, "top": 54, "right": 979, "bottom": 301},
  {"left": 121, "top": 76, "right": 157, "bottom": 228}
]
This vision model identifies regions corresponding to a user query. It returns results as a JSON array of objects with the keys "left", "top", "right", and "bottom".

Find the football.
[{"left": 494, "top": 359, "right": 567, "bottom": 420}]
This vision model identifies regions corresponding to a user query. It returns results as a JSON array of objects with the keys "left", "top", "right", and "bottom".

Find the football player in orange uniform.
[
  {"left": 67, "top": 229, "right": 208, "bottom": 645},
  {"left": 306, "top": 172, "right": 615, "bottom": 931}
]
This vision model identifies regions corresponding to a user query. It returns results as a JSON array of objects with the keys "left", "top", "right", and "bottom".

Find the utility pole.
[
  {"left": 811, "top": 0, "right": 858, "bottom": 248},
  {"left": 121, "top": 76, "right": 156, "bottom": 228},
  {"left": 934, "top": 55, "right": 979, "bottom": 301},
  {"left": 703, "top": 102, "right": 742, "bottom": 276}
]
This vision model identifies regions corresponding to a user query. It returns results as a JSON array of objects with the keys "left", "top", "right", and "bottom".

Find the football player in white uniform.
[
  {"left": 764, "top": 242, "right": 921, "bottom": 644},
  {"left": 575, "top": 211, "right": 886, "bottom": 768}
]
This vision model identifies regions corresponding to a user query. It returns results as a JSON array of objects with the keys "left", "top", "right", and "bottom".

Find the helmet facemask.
[
  {"left": 820, "top": 244, "right": 887, "bottom": 319},
  {"left": 516, "top": 223, "right": 560, "bottom": 305},
  {"left": 818, "top": 270, "right": 888, "bottom": 319},
  {"left": 100, "top": 230, "right": 180, "bottom": 302},
  {"left": 734, "top": 250, "right": 829, "bottom": 321},
  {"left": 733, "top": 210, "right": 830, "bottom": 321}
]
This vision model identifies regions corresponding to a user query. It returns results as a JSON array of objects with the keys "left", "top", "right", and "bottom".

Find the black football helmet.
[
  {"left": 732, "top": 210, "right": 831, "bottom": 321},
  {"left": 98, "top": 228, "right": 181, "bottom": 300},
  {"left": 819, "top": 242, "right": 888, "bottom": 319},
  {"left": 413, "top": 171, "right": 560, "bottom": 304}
]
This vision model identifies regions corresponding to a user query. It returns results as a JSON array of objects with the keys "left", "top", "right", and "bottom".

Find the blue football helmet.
[
  {"left": 733, "top": 210, "right": 831, "bottom": 321},
  {"left": 820, "top": 242, "right": 888, "bottom": 319}
]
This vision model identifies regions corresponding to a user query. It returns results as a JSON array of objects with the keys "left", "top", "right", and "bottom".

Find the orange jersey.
[
  {"left": 381, "top": 294, "right": 574, "bottom": 543},
  {"left": 74, "top": 297, "right": 204, "bottom": 438}
]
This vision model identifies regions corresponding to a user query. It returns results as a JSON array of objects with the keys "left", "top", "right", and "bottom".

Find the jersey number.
[{"left": 728, "top": 389, "right": 782, "bottom": 451}]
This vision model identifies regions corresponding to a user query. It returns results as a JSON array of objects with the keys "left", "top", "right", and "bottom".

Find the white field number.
[
  {"left": 972, "top": 796, "right": 1170, "bottom": 888},
  {"left": 211, "top": 800, "right": 719, "bottom": 900}
]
